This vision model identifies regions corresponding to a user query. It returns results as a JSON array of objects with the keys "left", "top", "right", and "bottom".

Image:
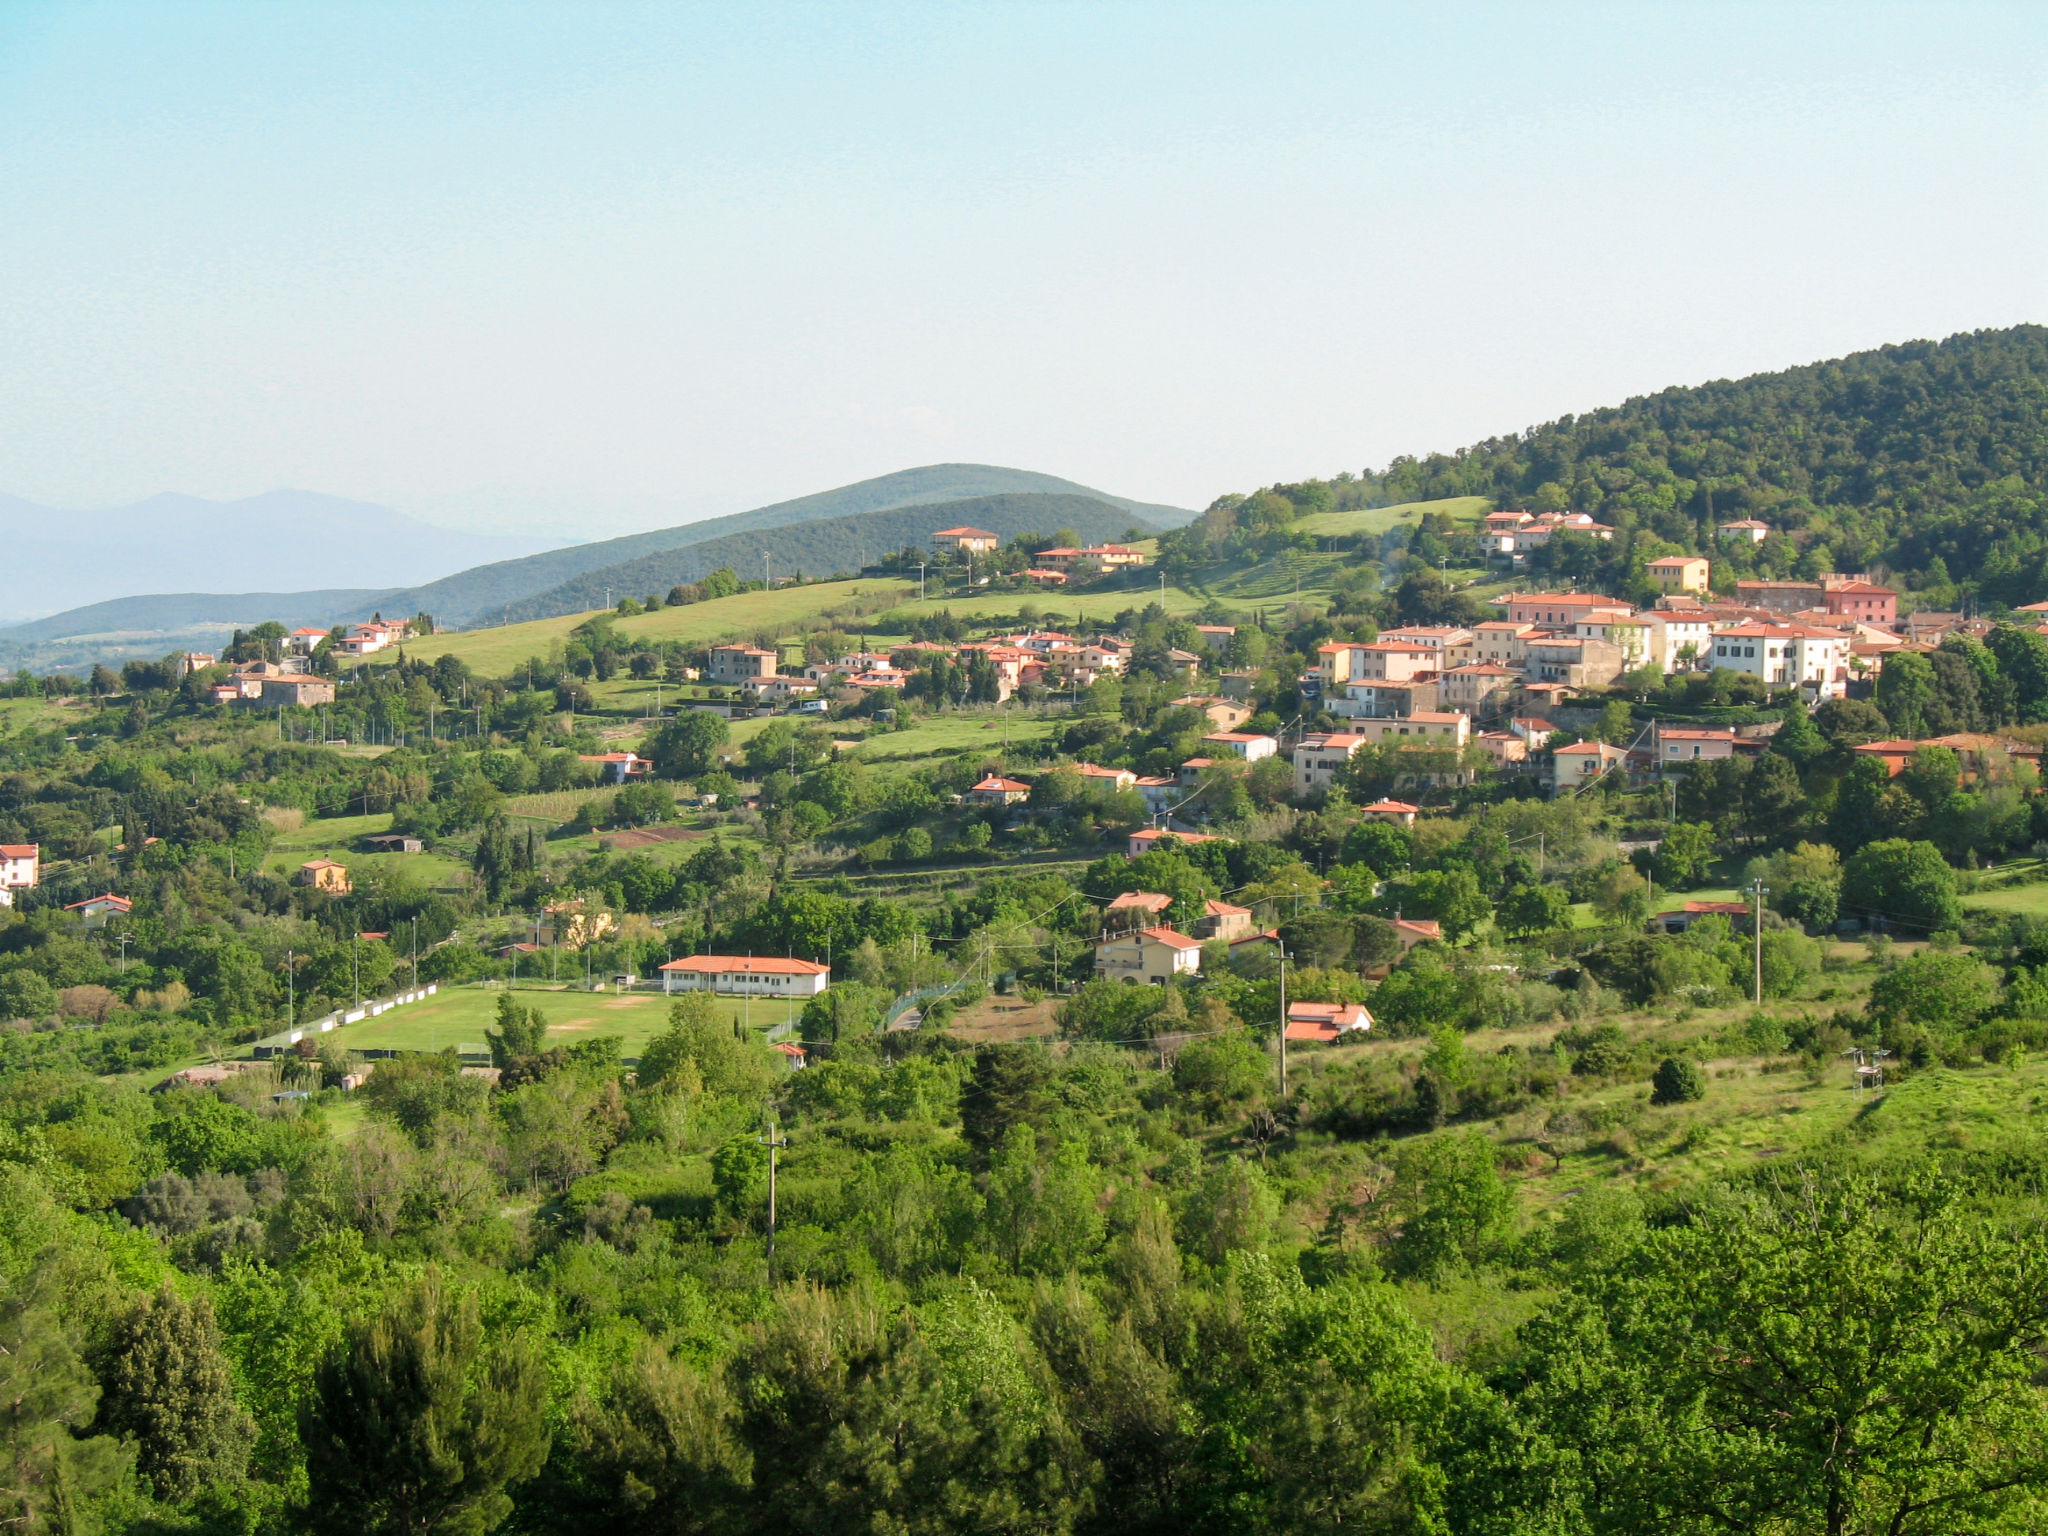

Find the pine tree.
[
  {"left": 0, "top": 1271, "right": 128, "bottom": 1535},
  {"left": 302, "top": 1273, "right": 548, "bottom": 1536},
  {"left": 91, "top": 1282, "right": 254, "bottom": 1503},
  {"left": 486, "top": 994, "right": 548, "bottom": 1068}
]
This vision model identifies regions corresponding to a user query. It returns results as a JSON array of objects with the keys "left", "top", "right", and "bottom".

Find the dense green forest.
[{"left": 1359, "top": 325, "right": 2048, "bottom": 607}]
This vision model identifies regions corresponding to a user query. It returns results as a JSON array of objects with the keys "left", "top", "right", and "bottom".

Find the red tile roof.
[{"left": 659, "top": 955, "right": 831, "bottom": 975}]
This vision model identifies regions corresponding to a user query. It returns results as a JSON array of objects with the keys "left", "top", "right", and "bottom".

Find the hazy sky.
[{"left": 0, "top": 2, "right": 2042, "bottom": 537}]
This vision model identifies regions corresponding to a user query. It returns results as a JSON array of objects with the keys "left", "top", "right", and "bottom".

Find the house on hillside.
[
  {"left": 708, "top": 645, "right": 778, "bottom": 685},
  {"left": 1717, "top": 518, "right": 1770, "bottom": 544},
  {"left": 363, "top": 833, "right": 425, "bottom": 853},
  {"left": 63, "top": 894, "right": 130, "bottom": 925},
  {"left": 1647, "top": 555, "right": 1710, "bottom": 593},
  {"left": 294, "top": 859, "right": 352, "bottom": 893},
  {"left": 1653, "top": 725, "right": 1740, "bottom": 766},
  {"left": 235, "top": 675, "right": 335, "bottom": 709},
  {"left": 0, "top": 844, "right": 38, "bottom": 908},
  {"left": 931, "top": 526, "right": 1000, "bottom": 553},
  {"left": 1550, "top": 741, "right": 1629, "bottom": 796},
  {"left": 968, "top": 775, "right": 1031, "bottom": 806},
  {"left": 1360, "top": 799, "right": 1421, "bottom": 825},
  {"left": 1093, "top": 926, "right": 1202, "bottom": 984},
  {"left": 1104, "top": 892, "right": 1175, "bottom": 931},
  {"left": 578, "top": 751, "right": 650, "bottom": 784},
  {"left": 1194, "top": 899, "right": 1254, "bottom": 941},
  {"left": 1284, "top": 1002, "right": 1373, "bottom": 1043}
]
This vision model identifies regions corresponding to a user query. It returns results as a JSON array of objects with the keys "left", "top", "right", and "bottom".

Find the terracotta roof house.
[
  {"left": 294, "top": 859, "right": 352, "bottom": 893},
  {"left": 1284, "top": 1001, "right": 1373, "bottom": 1043},
  {"left": 1094, "top": 925, "right": 1203, "bottom": 983},
  {"left": 1194, "top": 899, "right": 1253, "bottom": 941},
  {"left": 968, "top": 775, "right": 1032, "bottom": 805}
]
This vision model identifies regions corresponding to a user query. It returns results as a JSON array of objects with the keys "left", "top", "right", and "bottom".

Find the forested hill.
[
  {"left": 500, "top": 492, "right": 1154, "bottom": 621},
  {"left": 1368, "top": 324, "right": 2048, "bottom": 604}
]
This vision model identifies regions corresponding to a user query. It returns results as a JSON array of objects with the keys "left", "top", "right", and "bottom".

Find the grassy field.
[
  {"left": 1961, "top": 881, "right": 2048, "bottom": 915},
  {"left": 842, "top": 710, "right": 1063, "bottom": 776},
  {"left": 260, "top": 810, "right": 473, "bottom": 886},
  {"left": 0, "top": 696, "right": 91, "bottom": 733},
  {"left": 312, "top": 982, "right": 794, "bottom": 1060},
  {"left": 365, "top": 578, "right": 915, "bottom": 678},
  {"left": 1290, "top": 495, "right": 1491, "bottom": 540},
  {"left": 867, "top": 585, "right": 1211, "bottom": 631}
]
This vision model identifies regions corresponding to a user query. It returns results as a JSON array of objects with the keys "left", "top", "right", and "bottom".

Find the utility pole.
[
  {"left": 916, "top": 562, "right": 926, "bottom": 602},
  {"left": 762, "top": 552, "right": 771, "bottom": 592},
  {"left": 761, "top": 1120, "right": 788, "bottom": 1285},
  {"left": 286, "top": 950, "right": 295, "bottom": 1032},
  {"left": 352, "top": 933, "right": 360, "bottom": 1009},
  {"left": 1752, "top": 878, "right": 1769, "bottom": 1004},
  {"left": 1277, "top": 947, "right": 1289, "bottom": 1100}
]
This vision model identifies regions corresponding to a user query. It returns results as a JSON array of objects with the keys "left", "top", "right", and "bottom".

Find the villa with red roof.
[{"left": 1094, "top": 925, "right": 1203, "bottom": 983}]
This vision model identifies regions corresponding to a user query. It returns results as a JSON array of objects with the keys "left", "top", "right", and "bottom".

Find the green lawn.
[
  {"left": 1290, "top": 496, "right": 1490, "bottom": 540},
  {"left": 842, "top": 711, "right": 1062, "bottom": 776},
  {"left": 1961, "top": 882, "right": 2048, "bottom": 915},
  {"left": 364, "top": 578, "right": 915, "bottom": 679},
  {"left": 0, "top": 696, "right": 91, "bottom": 733},
  {"left": 307, "top": 982, "right": 794, "bottom": 1060},
  {"left": 866, "top": 585, "right": 1210, "bottom": 632},
  {"left": 261, "top": 811, "right": 471, "bottom": 887}
]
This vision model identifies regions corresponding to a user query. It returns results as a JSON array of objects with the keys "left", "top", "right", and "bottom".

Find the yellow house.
[
  {"left": 295, "top": 859, "right": 352, "bottom": 893},
  {"left": 1093, "top": 926, "right": 1203, "bottom": 983},
  {"left": 1646, "top": 555, "right": 1710, "bottom": 593}
]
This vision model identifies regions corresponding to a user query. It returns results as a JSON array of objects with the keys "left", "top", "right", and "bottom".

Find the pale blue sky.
[{"left": 0, "top": 2, "right": 2041, "bottom": 535}]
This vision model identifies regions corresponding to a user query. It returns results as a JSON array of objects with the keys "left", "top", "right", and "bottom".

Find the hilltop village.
[{"left": 5, "top": 479, "right": 2048, "bottom": 1533}]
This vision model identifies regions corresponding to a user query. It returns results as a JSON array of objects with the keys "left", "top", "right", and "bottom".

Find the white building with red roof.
[
  {"left": 0, "top": 845, "right": 39, "bottom": 908},
  {"left": 1285, "top": 1001, "right": 1373, "bottom": 1043},
  {"left": 658, "top": 955, "right": 832, "bottom": 998},
  {"left": 1360, "top": 799, "right": 1421, "bottom": 824},
  {"left": 1709, "top": 623, "right": 1847, "bottom": 698},
  {"left": 1199, "top": 731, "right": 1278, "bottom": 764}
]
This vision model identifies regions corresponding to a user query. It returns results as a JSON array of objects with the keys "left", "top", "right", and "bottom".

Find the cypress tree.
[{"left": 92, "top": 1282, "right": 255, "bottom": 1503}]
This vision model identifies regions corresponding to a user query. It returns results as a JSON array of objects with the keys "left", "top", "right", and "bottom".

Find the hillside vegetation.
[
  {"left": 503, "top": 491, "right": 1154, "bottom": 622},
  {"left": 1364, "top": 325, "right": 2048, "bottom": 606}
]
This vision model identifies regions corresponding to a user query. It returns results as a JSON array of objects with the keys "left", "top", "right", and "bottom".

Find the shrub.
[{"left": 1651, "top": 1056, "right": 1707, "bottom": 1105}]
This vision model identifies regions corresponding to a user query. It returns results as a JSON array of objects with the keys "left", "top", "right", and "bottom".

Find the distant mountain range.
[
  {"left": 0, "top": 465, "right": 1192, "bottom": 659},
  {"left": 0, "top": 490, "right": 558, "bottom": 627}
]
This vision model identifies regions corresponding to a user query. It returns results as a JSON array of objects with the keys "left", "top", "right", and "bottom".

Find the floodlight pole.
[
  {"left": 1752, "top": 879, "right": 1769, "bottom": 1004},
  {"left": 1277, "top": 947, "right": 1289, "bottom": 1100},
  {"left": 761, "top": 1120, "right": 788, "bottom": 1285}
]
